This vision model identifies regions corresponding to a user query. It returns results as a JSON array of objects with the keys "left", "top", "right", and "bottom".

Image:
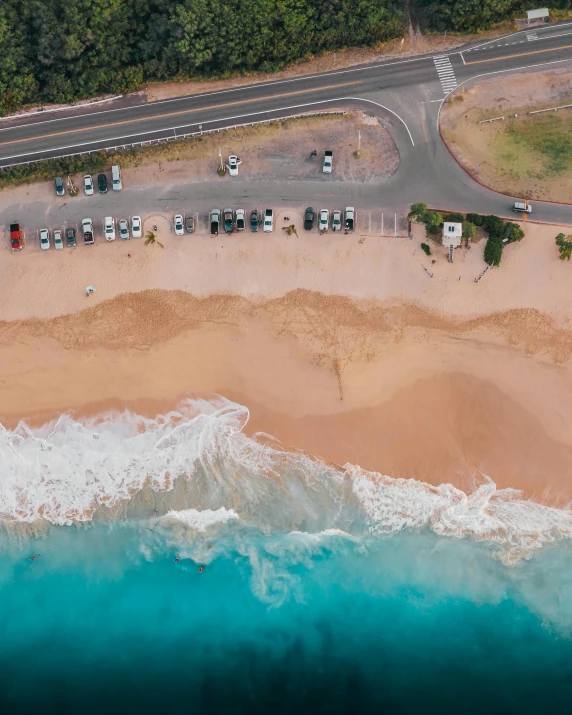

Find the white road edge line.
[
  {"left": 3, "top": 22, "right": 572, "bottom": 133},
  {"left": 0, "top": 96, "right": 415, "bottom": 163},
  {"left": 0, "top": 55, "right": 443, "bottom": 133},
  {"left": 463, "top": 20, "right": 572, "bottom": 53}
]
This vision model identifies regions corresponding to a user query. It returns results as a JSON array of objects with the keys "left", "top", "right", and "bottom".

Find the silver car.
[
  {"left": 54, "top": 229, "right": 64, "bottom": 249},
  {"left": 39, "top": 228, "right": 50, "bottom": 250},
  {"left": 84, "top": 174, "right": 94, "bottom": 196},
  {"left": 119, "top": 219, "right": 130, "bottom": 240}
]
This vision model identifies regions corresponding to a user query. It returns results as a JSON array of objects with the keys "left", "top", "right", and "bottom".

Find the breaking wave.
[{"left": 1, "top": 397, "right": 572, "bottom": 564}]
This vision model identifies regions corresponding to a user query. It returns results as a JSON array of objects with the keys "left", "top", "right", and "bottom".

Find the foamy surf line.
[{"left": 1, "top": 397, "right": 572, "bottom": 563}]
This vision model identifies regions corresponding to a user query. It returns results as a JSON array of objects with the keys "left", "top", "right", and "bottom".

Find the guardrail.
[
  {"left": 0, "top": 110, "right": 346, "bottom": 170},
  {"left": 478, "top": 116, "right": 504, "bottom": 124},
  {"left": 528, "top": 103, "right": 572, "bottom": 115}
]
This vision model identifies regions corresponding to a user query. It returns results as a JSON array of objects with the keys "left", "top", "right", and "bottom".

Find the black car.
[
  {"left": 250, "top": 209, "right": 259, "bottom": 232},
  {"left": 66, "top": 227, "right": 76, "bottom": 247},
  {"left": 98, "top": 173, "right": 108, "bottom": 194},
  {"left": 304, "top": 207, "right": 315, "bottom": 230},
  {"left": 55, "top": 176, "right": 65, "bottom": 196}
]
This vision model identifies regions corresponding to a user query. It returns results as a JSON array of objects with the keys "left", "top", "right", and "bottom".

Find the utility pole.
[
  {"left": 219, "top": 148, "right": 223, "bottom": 171},
  {"left": 357, "top": 130, "right": 361, "bottom": 157}
]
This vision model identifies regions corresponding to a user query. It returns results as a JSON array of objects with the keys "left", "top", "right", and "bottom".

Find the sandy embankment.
[{"left": 1, "top": 221, "right": 572, "bottom": 505}]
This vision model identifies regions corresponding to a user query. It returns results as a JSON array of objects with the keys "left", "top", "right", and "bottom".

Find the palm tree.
[
  {"left": 282, "top": 224, "right": 298, "bottom": 237},
  {"left": 560, "top": 246, "right": 572, "bottom": 261},
  {"left": 145, "top": 230, "right": 164, "bottom": 248}
]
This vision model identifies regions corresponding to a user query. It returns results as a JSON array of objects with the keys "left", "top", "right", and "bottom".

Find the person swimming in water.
[
  {"left": 174, "top": 554, "right": 179, "bottom": 563},
  {"left": 29, "top": 554, "right": 40, "bottom": 562},
  {"left": 198, "top": 565, "right": 204, "bottom": 573}
]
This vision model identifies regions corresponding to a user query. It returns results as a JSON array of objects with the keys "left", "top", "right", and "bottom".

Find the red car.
[{"left": 10, "top": 223, "right": 23, "bottom": 250}]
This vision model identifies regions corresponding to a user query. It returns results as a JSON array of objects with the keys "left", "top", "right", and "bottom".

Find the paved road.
[{"left": 1, "top": 22, "right": 572, "bottom": 228}]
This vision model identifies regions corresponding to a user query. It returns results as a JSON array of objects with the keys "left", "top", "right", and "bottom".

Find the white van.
[
  {"left": 112, "top": 165, "right": 122, "bottom": 191},
  {"left": 513, "top": 201, "right": 531, "bottom": 213}
]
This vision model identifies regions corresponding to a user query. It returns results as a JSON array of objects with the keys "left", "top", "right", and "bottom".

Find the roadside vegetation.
[
  {"left": 555, "top": 233, "right": 572, "bottom": 260},
  {"left": 0, "top": 0, "right": 554, "bottom": 116},
  {"left": 409, "top": 204, "right": 524, "bottom": 266}
]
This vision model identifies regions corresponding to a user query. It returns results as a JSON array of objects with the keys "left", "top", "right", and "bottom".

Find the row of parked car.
[
  {"left": 37, "top": 216, "right": 142, "bottom": 249},
  {"left": 207, "top": 207, "right": 356, "bottom": 235},
  {"left": 54, "top": 166, "right": 122, "bottom": 197}
]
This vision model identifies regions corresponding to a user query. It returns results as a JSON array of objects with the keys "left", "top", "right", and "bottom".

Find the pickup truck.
[
  {"left": 210, "top": 209, "right": 221, "bottom": 235},
  {"left": 263, "top": 208, "right": 273, "bottom": 233},
  {"left": 82, "top": 218, "right": 94, "bottom": 245},
  {"left": 10, "top": 223, "right": 23, "bottom": 250},
  {"left": 344, "top": 207, "right": 355, "bottom": 231},
  {"left": 323, "top": 150, "right": 333, "bottom": 174}
]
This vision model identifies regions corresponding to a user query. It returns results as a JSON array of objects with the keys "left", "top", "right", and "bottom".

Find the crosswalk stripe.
[{"left": 433, "top": 55, "right": 458, "bottom": 95}]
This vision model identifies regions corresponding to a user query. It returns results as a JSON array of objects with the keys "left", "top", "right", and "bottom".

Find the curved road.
[{"left": 2, "top": 22, "right": 572, "bottom": 224}]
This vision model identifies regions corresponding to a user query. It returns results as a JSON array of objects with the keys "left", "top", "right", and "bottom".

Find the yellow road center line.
[
  {"left": 0, "top": 81, "right": 362, "bottom": 147},
  {"left": 465, "top": 43, "right": 572, "bottom": 64}
]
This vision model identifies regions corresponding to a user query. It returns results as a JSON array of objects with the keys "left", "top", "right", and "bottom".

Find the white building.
[{"left": 442, "top": 222, "right": 462, "bottom": 261}]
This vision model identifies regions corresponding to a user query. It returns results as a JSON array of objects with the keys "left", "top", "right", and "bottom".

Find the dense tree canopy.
[{"left": 0, "top": 0, "right": 567, "bottom": 114}]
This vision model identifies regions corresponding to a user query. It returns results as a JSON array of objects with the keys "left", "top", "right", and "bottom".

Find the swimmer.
[
  {"left": 29, "top": 554, "right": 40, "bottom": 562},
  {"left": 198, "top": 565, "right": 204, "bottom": 573},
  {"left": 174, "top": 554, "right": 180, "bottom": 563},
  {"left": 153, "top": 508, "right": 158, "bottom": 515}
]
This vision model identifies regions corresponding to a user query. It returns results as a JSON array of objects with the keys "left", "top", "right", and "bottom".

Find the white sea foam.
[
  {"left": 350, "top": 468, "right": 572, "bottom": 564},
  {"left": 163, "top": 507, "right": 238, "bottom": 531},
  {"left": 1, "top": 398, "right": 572, "bottom": 563}
]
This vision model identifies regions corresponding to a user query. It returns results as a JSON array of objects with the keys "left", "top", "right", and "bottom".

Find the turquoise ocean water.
[{"left": 1, "top": 398, "right": 572, "bottom": 713}]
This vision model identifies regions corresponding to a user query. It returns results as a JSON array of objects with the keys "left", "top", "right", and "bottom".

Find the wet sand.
[{"left": 1, "top": 221, "right": 572, "bottom": 505}]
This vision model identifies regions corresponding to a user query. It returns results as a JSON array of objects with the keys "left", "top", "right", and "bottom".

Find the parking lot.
[{"left": 7, "top": 206, "right": 410, "bottom": 252}]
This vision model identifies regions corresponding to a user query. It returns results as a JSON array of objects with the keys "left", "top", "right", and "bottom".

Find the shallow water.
[{"left": 2, "top": 399, "right": 572, "bottom": 712}]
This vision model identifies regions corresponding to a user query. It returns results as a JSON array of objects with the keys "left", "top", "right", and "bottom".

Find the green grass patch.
[{"left": 494, "top": 113, "right": 572, "bottom": 181}]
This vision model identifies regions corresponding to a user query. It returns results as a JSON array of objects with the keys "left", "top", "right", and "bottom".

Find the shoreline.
[
  {"left": 0, "top": 219, "right": 572, "bottom": 511},
  {"left": 1, "top": 289, "right": 572, "bottom": 507}
]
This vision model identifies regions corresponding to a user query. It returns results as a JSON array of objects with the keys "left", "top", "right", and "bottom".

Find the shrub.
[
  {"left": 443, "top": 212, "right": 464, "bottom": 223},
  {"left": 483, "top": 215, "right": 505, "bottom": 239},
  {"left": 426, "top": 211, "right": 443, "bottom": 229},
  {"left": 484, "top": 238, "right": 503, "bottom": 266},
  {"left": 503, "top": 222, "right": 524, "bottom": 243},
  {"left": 421, "top": 242, "right": 431, "bottom": 256},
  {"left": 462, "top": 221, "right": 476, "bottom": 240},
  {"left": 408, "top": 203, "right": 428, "bottom": 222},
  {"left": 466, "top": 213, "right": 484, "bottom": 227},
  {"left": 556, "top": 233, "right": 572, "bottom": 261}
]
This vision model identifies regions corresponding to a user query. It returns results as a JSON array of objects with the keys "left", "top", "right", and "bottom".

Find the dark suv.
[
  {"left": 98, "top": 173, "right": 108, "bottom": 194},
  {"left": 250, "top": 209, "right": 259, "bottom": 232},
  {"left": 304, "top": 207, "right": 315, "bottom": 230},
  {"left": 66, "top": 227, "right": 77, "bottom": 247}
]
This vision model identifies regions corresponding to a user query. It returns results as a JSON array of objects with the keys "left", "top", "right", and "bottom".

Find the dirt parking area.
[
  {"left": 119, "top": 111, "right": 398, "bottom": 187},
  {"left": 441, "top": 68, "right": 572, "bottom": 202}
]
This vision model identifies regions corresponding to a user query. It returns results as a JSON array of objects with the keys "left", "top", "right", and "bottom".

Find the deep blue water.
[{"left": 2, "top": 523, "right": 572, "bottom": 714}]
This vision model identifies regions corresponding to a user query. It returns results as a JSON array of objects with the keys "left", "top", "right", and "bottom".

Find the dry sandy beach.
[{"left": 1, "top": 220, "right": 572, "bottom": 506}]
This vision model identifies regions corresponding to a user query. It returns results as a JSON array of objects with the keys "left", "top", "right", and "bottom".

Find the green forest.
[{"left": 0, "top": 0, "right": 568, "bottom": 115}]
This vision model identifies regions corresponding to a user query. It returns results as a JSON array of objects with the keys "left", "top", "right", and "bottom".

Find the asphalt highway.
[{"left": 1, "top": 22, "right": 572, "bottom": 223}]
